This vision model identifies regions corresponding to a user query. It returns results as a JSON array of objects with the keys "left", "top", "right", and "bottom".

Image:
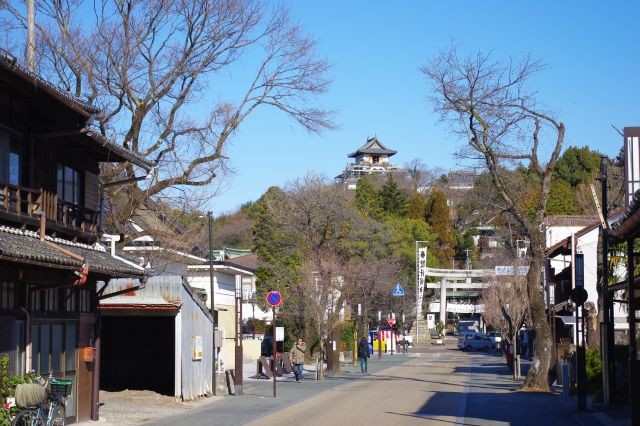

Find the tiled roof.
[
  {"left": 543, "top": 215, "right": 599, "bottom": 228},
  {"left": 0, "top": 49, "right": 98, "bottom": 116},
  {"left": 547, "top": 208, "right": 625, "bottom": 256},
  {"left": 0, "top": 225, "right": 146, "bottom": 277},
  {"left": 0, "top": 49, "right": 154, "bottom": 171},
  {"left": 610, "top": 190, "right": 640, "bottom": 238},
  {"left": 85, "top": 128, "right": 155, "bottom": 171},
  {"left": 348, "top": 137, "right": 396, "bottom": 157}
]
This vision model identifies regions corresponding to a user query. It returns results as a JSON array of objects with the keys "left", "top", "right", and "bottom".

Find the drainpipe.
[
  {"left": 91, "top": 303, "right": 102, "bottom": 421},
  {"left": 19, "top": 307, "right": 31, "bottom": 373},
  {"left": 100, "top": 234, "right": 145, "bottom": 271}
]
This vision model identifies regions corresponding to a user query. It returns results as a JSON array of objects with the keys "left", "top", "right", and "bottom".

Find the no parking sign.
[{"left": 266, "top": 291, "right": 282, "bottom": 307}]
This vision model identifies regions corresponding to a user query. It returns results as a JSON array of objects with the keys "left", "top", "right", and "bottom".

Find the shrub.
[
  {"left": 0, "top": 355, "right": 37, "bottom": 426},
  {"left": 339, "top": 321, "right": 356, "bottom": 352},
  {"left": 585, "top": 347, "right": 602, "bottom": 394}
]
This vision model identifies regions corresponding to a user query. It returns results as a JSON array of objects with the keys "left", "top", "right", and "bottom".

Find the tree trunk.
[{"left": 522, "top": 230, "right": 552, "bottom": 392}]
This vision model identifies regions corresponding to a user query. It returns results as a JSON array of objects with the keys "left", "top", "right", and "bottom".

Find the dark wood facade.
[{"left": 0, "top": 53, "right": 150, "bottom": 423}]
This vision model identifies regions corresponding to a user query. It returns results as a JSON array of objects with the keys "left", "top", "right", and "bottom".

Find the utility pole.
[
  {"left": 598, "top": 156, "right": 614, "bottom": 404},
  {"left": 27, "top": 0, "right": 36, "bottom": 72},
  {"left": 234, "top": 275, "right": 243, "bottom": 395},
  {"left": 207, "top": 212, "right": 217, "bottom": 396}
]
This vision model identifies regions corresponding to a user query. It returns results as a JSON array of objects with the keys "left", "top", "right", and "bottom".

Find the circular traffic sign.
[
  {"left": 266, "top": 290, "right": 282, "bottom": 307},
  {"left": 570, "top": 287, "right": 588, "bottom": 306}
]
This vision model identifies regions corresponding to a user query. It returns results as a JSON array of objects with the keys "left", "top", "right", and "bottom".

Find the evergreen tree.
[
  {"left": 425, "top": 188, "right": 456, "bottom": 267},
  {"left": 546, "top": 179, "right": 579, "bottom": 215},
  {"left": 408, "top": 192, "right": 427, "bottom": 220},
  {"left": 354, "top": 176, "right": 383, "bottom": 218},
  {"left": 379, "top": 174, "right": 409, "bottom": 217},
  {"left": 554, "top": 146, "right": 601, "bottom": 187}
]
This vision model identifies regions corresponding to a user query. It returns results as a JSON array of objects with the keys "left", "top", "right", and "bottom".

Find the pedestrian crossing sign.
[{"left": 391, "top": 283, "right": 404, "bottom": 296}]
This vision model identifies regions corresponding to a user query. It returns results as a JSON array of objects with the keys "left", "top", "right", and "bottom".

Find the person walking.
[
  {"left": 357, "top": 336, "right": 370, "bottom": 374},
  {"left": 290, "top": 337, "right": 306, "bottom": 382}
]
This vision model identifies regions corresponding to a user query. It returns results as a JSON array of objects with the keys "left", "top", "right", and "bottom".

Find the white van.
[{"left": 457, "top": 332, "right": 492, "bottom": 351}]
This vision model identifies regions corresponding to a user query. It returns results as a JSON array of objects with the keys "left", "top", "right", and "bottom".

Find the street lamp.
[{"left": 207, "top": 211, "right": 217, "bottom": 396}]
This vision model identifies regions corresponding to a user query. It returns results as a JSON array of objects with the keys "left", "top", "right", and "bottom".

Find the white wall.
[
  {"left": 549, "top": 226, "right": 626, "bottom": 328},
  {"left": 546, "top": 225, "right": 585, "bottom": 248},
  {"left": 577, "top": 228, "right": 599, "bottom": 307},
  {"left": 187, "top": 270, "right": 236, "bottom": 308}
]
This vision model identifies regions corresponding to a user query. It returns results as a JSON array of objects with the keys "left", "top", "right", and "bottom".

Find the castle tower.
[{"left": 335, "top": 137, "right": 400, "bottom": 188}]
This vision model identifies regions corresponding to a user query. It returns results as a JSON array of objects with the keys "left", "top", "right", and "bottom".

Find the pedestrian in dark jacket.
[{"left": 357, "top": 337, "right": 370, "bottom": 374}]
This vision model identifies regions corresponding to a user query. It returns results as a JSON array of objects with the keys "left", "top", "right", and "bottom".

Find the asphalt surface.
[
  {"left": 144, "top": 343, "right": 620, "bottom": 426},
  {"left": 248, "top": 346, "right": 583, "bottom": 426},
  {"left": 144, "top": 350, "right": 409, "bottom": 426}
]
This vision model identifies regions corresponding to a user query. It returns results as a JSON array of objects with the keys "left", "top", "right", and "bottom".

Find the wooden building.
[
  {"left": 610, "top": 127, "right": 640, "bottom": 423},
  {"left": 0, "top": 49, "right": 153, "bottom": 423}
]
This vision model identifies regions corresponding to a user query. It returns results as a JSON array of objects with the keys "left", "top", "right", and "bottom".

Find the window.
[
  {"left": 0, "top": 281, "right": 15, "bottom": 308},
  {"left": 0, "top": 132, "right": 20, "bottom": 185},
  {"left": 57, "top": 164, "right": 81, "bottom": 205},
  {"left": 65, "top": 288, "right": 77, "bottom": 312}
]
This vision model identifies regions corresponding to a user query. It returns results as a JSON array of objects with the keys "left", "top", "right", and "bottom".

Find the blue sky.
[{"left": 212, "top": 1, "right": 640, "bottom": 214}]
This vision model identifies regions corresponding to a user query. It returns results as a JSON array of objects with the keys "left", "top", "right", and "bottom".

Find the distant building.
[{"left": 335, "top": 137, "right": 402, "bottom": 189}]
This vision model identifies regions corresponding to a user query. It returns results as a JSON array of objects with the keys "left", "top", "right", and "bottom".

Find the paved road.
[
  {"left": 146, "top": 344, "right": 592, "bottom": 426},
  {"left": 248, "top": 345, "right": 582, "bottom": 426},
  {"left": 144, "top": 351, "right": 409, "bottom": 426}
]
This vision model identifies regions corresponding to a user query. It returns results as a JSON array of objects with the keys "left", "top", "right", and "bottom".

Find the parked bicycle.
[{"left": 11, "top": 372, "right": 72, "bottom": 426}]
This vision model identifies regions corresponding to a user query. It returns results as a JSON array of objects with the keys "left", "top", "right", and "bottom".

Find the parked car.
[
  {"left": 457, "top": 332, "right": 493, "bottom": 351},
  {"left": 488, "top": 331, "right": 502, "bottom": 347}
]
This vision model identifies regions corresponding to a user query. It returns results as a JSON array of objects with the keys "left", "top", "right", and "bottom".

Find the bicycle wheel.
[
  {"left": 11, "top": 408, "right": 45, "bottom": 426},
  {"left": 51, "top": 403, "right": 66, "bottom": 426}
]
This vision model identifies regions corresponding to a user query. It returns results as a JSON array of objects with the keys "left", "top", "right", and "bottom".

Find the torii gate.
[{"left": 424, "top": 267, "right": 493, "bottom": 324}]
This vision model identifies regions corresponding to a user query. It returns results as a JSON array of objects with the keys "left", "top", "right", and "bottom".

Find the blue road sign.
[
  {"left": 391, "top": 283, "right": 405, "bottom": 296},
  {"left": 266, "top": 290, "right": 282, "bottom": 307}
]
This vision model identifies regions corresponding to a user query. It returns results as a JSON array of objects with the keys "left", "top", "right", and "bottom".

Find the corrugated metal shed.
[{"left": 102, "top": 276, "right": 213, "bottom": 400}]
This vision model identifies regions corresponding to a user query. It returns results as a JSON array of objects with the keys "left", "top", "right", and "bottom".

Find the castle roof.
[{"left": 348, "top": 137, "right": 396, "bottom": 158}]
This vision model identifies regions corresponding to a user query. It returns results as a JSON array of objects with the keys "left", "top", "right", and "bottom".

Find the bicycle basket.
[
  {"left": 15, "top": 383, "right": 47, "bottom": 407},
  {"left": 49, "top": 379, "right": 73, "bottom": 397}
]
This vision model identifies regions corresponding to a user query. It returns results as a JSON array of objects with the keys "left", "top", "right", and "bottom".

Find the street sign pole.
[
  {"left": 266, "top": 291, "right": 282, "bottom": 398},
  {"left": 272, "top": 306, "right": 276, "bottom": 398}
]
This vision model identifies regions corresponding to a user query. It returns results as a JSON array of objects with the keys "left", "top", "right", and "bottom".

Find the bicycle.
[{"left": 11, "top": 373, "right": 72, "bottom": 426}]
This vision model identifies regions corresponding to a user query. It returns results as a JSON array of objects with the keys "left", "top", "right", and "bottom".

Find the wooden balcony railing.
[{"left": 0, "top": 183, "right": 98, "bottom": 236}]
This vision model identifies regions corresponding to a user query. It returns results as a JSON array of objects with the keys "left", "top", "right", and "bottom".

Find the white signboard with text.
[{"left": 416, "top": 246, "right": 427, "bottom": 317}]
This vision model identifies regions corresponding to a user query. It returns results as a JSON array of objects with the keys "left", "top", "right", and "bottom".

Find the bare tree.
[
  {"left": 481, "top": 270, "right": 530, "bottom": 377},
  {"left": 402, "top": 159, "right": 443, "bottom": 193},
  {"left": 423, "top": 48, "right": 564, "bottom": 391},
  {"left": 253, "top": 174, "right": 406, "bottom": 375},
  {"left": 3, "top": 0, "right": 333, "bottom": 238}
]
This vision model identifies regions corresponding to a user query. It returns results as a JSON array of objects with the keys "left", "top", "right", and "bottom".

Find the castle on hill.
[{"left": 335, "top": 136, "right": 402, "bottom": 189}]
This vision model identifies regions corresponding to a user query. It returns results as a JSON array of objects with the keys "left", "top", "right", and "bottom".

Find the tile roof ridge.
[
  {"left": 0, "top": 224, "right": 106, "bottom": 252},
  {"left": 0, "top": 48, "right": 99, "bottom": 115}
]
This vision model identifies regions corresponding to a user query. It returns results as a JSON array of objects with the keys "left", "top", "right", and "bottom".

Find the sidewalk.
[
  {"left": 459, "top": 352, "right": 628, "bottom": 426},
  {"left": 144, "top": 353, "right": 409, "bottom": 426},
  {"left": 76, "top": 353, "right": 406, "bottom": 426}
]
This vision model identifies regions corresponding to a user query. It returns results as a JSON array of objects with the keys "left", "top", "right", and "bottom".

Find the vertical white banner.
[{"left": 416, "top": 246, "right": 427, "bottom": 318}]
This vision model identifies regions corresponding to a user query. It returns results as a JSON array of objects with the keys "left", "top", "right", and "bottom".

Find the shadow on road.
[{"left": 410, "top": 389, "right": 579, "bottom": 425}]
